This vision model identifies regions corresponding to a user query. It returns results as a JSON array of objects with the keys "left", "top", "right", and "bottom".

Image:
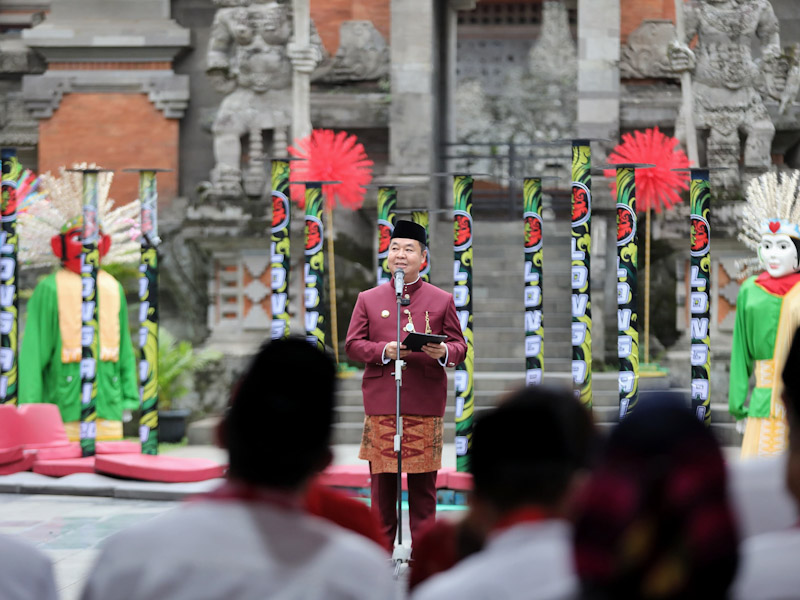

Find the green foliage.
[{"left": 158, "top": 327, "right": 223, "bottom": 410}]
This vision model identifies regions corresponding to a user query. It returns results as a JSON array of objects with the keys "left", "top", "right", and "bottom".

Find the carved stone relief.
[
  {"left": 620, "top": 20, "right": 677, "bottom": 79},
  {"left": 316, "top": 21, "right": 389, "bottom": 83}
]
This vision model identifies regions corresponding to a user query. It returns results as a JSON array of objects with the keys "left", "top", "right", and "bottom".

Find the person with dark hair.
[
  {"left": 81, "top": 337, "right": 394, "bottom": 600},
  {"left": 733, "top": 326, "right": 800, "bottom": 598},
  {"left": 412, "top": 385, "right": 593, "bottom": 599},
  {"left": 346, "top": 220, "right": 467, "bottom": 548},
  {"left": 572, "top": 398, "right": 739, "bottom": 600}
]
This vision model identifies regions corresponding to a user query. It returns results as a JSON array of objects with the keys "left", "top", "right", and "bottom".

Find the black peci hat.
[{"left": 391, "top": 220, "right": 427, "bottom": 247}]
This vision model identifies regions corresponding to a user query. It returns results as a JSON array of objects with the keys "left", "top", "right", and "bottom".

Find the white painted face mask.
[{"left": 759, "top": 233, "right": 800, "bottom": 278}]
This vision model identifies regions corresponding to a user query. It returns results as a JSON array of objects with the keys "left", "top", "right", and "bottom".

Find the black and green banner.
[
  {"left": 614, "top": 166, "right": 639, "bottom": 418},
  {"left": 137, "top": 170, "right": 159, "bottom": 455},
  {"left": 304, "top": 183, "right": 326, "bottom": 350},
  {"left": 523, "top": 177, "right": 544, "bottom": 386},
  {"left": 453, "top": 175, "right": 474, "bottom": 472},
  {"left": 0, "top": 149, "right": 19, "bottom": 405},
  {"left": 689, "top": 169, "right": 711, "bottom": 426},
  {"left": 412, "top": 210, "right": 431, "bottom": 282},
  {"left": 376, "top": 186, "right": 397, "bottom": 286},
  {"left": 271, "top": 159, "right": 291, "bottom": 338},
  {"left": 571, "top": 141, "right": 592, "bottom": 408},
  {"left": 79, "top": 170, "right": 101, "bottom": 457}
]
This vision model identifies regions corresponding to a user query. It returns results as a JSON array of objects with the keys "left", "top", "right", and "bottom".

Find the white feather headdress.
[{"left": 17, "top": 164, "right": 140, "bottom": 268}]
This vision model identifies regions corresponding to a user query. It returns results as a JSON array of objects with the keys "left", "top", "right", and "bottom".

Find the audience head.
[
  {"left": 470, "top": 385, "right": 594, "bottom": 514},
  {"left": 782, "top": 326, "right": 800, "bottom": 504},
  {"left": 222, "top": 337, "right": 337, "bottom": 489},
  {"left": 572, "top": 398, "right": 738, "bottom": 600}
]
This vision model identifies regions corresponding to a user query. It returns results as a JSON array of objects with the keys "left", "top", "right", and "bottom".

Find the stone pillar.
[
  {"left": 388, "top": 0, "right": 437, "bottom": 210},
  {"left": 577, "top": 0, "right": 620, "bottom": 367},
  {"left": 577, "top": 0, "right": 620, "bottom": 140}
]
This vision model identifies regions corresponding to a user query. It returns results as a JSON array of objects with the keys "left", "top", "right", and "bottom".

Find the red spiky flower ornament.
[
  {"left": 603, "top": 127, "right": 690, "bottom": 212},
  {"left": 288, "top": 129, "right": 373, "bottom": 209}
]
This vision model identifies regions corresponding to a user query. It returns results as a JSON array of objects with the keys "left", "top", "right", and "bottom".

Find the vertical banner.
[
  {"left": 689, "top": 169, "right": 711, "bottom": 426},
  {"left": 271, "top": 158, "right": 291, "bottom": 339},
  {"left": 453, "top": 175, "right": 474, "bottom": 472},
  {"left": 304, "top": 183, "right": 326, "bottom": 350},
  {"left": 615, "top": 166, "right": 639, "bottom": 418},
  {"left": 137, "top": 171, "right": 159, "bottom": 455},
  {"left": 0, "top": 150, "right": 19, "bottom": 405},
  {"left": 412, "top": 210, "right": 431, "bottom": 282},
  {"left": 376, "top": 186, "right": 397, "bottom": 286},
  {"left": 571, "top": 141, "right": 593, "bottom": 408},
  {"left": 523, "top": 177, "right": 544, "bottom": 386},
  {"left": 79, "top": 170, "right": 101, "bottom": 457}
]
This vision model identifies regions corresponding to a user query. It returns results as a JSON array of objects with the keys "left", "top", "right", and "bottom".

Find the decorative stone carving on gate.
[
  {"left": 203, "top": 0, "right": 325, "bottom": 201},
  {"left": 667, "top": 0, "right": 800, "bottom": 188},
  {"left": 317, "top": 21, "right": 389, "bottom": 83},
  {"left": 620, "top": 20, "right": 677, "bottom": 80}
]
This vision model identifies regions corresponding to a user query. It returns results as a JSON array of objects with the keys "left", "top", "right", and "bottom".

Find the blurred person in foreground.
[
  {"left": 81, "top": 337, "right": 394, "bottom": 600},
  {"left": 0, "top": 534, "right": 58, "bottom": 600},
  {"left": 412, "top": 385, "right": 594, "bottom": 599},
  {"left": 732, "top": 326, "right": 800, "bottom": 599},
  {"left": 573, "top": 397, "right": 739, "bottom": 599}
]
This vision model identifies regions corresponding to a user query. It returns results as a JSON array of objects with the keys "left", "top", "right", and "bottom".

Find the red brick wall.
[
  {"left": 621, "top": 0, "right": 675, "bottom": 44},
  {"left": 38, "top": 93, "right": 179, "bottom": 207},
  {"left": 312, "top": 0, "right": 390, "bottom": 54}
]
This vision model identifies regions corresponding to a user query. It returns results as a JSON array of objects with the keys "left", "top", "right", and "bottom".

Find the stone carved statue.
[
  {"left": 204, "top": 0, "right": 324, "bottom": 200},
  {"left": 668, "top": 0, "right": 783, "bottom": 188}
]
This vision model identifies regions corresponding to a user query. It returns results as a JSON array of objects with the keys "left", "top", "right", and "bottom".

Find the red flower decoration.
[
  {"left": 288, "top": 129, "right": 373, "bottom": 210},
  {"left": 604, "top": 127, "right": 690, "bottom": 213}
]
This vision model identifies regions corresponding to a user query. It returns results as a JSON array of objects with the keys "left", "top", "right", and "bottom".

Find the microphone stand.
[{"left": 392, "top": 274, "right": 411, "bottom": 575}]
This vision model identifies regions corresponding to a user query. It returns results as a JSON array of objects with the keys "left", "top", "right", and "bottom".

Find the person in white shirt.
[
  {"left": 81, "top": 337, "right": 394, "bottom": 600},
  {"left": 733, "top": 326, "right": 800, "bottom": 600},
  {"left": 412, "top": 386, "right": 594, "bottom": 600},
  {"left": 0, "top": 534, "right": 58, "bottom": 600}
]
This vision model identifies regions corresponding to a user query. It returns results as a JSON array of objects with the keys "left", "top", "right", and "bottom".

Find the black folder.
[{"left": 402, "top": 332, "right": 447, "bottom": 352}]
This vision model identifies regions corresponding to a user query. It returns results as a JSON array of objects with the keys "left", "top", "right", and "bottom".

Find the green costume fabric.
[
  {"left": 19, "top": 271, "right": 139, "bottom": 422},
  {"left": 729, "top": 276, "right": 793, "bottom": 419}
]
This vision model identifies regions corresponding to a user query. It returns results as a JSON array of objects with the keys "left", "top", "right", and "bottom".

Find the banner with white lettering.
[
  {"left": 689, "top": 169, "right": 712, "bottom": 426},
  {"left": 271, "top": 159, "right": 291, "bottom": 339},
  {"left": 571, "top": 141, "right": 593, "bottom": 408},
  {"left": 453, "top": 175, "right": 474, "bottom": 472},
  {"left": 523, "top": 178, "right": 544, "bottom": 386}
]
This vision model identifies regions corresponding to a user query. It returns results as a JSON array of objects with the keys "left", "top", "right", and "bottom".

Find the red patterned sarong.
[{"left": 359, "top": 415, "right": 443, "bottom": 474}]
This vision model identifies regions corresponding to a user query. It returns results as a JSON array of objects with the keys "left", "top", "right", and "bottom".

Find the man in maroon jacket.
[{"left": 345, "top": 220, "right": 467, "bottom": 547}]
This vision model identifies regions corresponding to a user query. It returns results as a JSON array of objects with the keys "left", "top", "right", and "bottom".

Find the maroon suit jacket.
[{"left": 345, "top": 279, "right": 467, "bottom": 416}]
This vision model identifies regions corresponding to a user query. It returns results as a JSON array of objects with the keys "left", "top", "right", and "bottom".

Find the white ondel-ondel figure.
[{"left": 731, "top": 170, "right": 800, "bottom": 458}]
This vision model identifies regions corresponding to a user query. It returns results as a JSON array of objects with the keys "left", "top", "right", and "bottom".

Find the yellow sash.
[{"left": 56, "top": 269, "right": 121, "bottom": 364}]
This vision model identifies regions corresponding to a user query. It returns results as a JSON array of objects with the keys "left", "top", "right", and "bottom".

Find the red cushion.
[
  {"left": 32, "top": 456, "right": 96, "bottom": 477},
  {"left": 444, "top": 471, "right": 473, "bottom": 491},
  {"left": 318, "top": 464, "right": 371, "bottom": 488},
  {"left": 16, "top": 404, "right": 70, "bottom": 448},
  {"left": 0, "top": 404, "right": 23, "bottom": 449},
  {"left": 96, "top": 441, "right": 141, "bottom": 454},
  {"left": 0, "top": 452, "right": 35, "bottom": 475},
  {"left": 94, "top": 454, "right": 226, "bottom": 483},
  {"left": 0, "top": 445, "right": 23, "bottom": 465},
  {"left": 33, "top": 443, "right": 82, "bottom": 461}
]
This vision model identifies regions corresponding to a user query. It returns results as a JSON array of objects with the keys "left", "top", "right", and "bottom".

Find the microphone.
[{"left": 394, "top": 269, "right": 405, "bottom": 296}]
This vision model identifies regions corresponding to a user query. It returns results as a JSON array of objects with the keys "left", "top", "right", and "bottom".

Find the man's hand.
[
  {"left": 384, "top": 341, "right": 410, "bottom": 361},
  {"left": 421, "top": 342, "right": 447, "bottom": 360},
  {"left": 287, "top": 41, "right": 321, "bottom": 74}
]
